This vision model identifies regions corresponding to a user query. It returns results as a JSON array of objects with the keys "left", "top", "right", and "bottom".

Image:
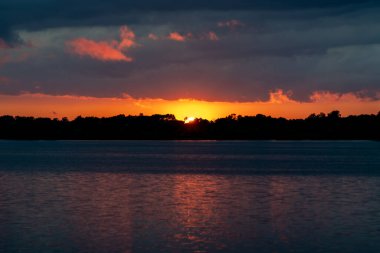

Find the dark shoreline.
[{"left": 1, "top": 111, "right": 379, "bottom": 140}]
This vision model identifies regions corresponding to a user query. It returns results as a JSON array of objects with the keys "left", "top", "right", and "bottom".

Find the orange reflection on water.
[{"left": 172, "top": 175, "right": 227, "bottom": 251}]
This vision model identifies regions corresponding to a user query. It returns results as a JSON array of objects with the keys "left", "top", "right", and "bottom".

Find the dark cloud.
[
  {"left": 0, "top": 0, "right": 377, "bottom": 44},
  {"left": 0, "top": 0, "right": 379, "bottom": 101},
  {"left": 1, "top": 0, "right": 378, "bottom": 30}
]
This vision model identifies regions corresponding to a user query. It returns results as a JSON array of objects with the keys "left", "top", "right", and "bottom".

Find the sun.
[{"left": 184, "top": 116, "right": 196, "bottom": 124}]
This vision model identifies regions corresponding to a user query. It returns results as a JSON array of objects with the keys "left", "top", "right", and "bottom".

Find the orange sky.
[{"left": 0, "top": 90, "right": 378, "bottom": 120}]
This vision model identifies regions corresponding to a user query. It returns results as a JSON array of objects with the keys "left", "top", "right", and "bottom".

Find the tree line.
[{"left": 0, "top": 111, "right": 379, "bottom": 140}]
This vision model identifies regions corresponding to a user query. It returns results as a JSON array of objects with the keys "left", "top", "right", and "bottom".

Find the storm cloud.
[{"left": 0, "top": 0, "right": 379, "bottom": 102}]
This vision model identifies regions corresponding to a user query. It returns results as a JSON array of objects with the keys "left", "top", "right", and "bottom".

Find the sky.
[{"left": 0, "top": 0, "right": 379, "bottom": 119}]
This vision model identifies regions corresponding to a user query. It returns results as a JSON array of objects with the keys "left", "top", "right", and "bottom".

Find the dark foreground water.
[{"left": 0, "top": 141, "right": 379, "bottom": 253}]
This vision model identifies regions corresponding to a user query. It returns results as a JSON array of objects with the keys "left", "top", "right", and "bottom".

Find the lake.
[{"left": 0, "top": 141, "right": 380, "bottom": 252}]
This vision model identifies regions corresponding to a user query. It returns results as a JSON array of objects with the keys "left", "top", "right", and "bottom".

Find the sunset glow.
[
  {"left": 0, "top": 91, "right": 378, "bottom": 120},
  {"left": 0, "top": 1, "right": 379, "bottom": 120}
]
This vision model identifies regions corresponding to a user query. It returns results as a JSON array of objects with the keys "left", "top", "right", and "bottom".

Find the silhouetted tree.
[
  {"left": 328, "top": 110, "right": 341, "bottom": 119},
  {"left": 0, "top": 111, "right": 379, "bottom": 140}
]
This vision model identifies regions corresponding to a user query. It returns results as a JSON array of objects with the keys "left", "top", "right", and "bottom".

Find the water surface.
[{"left": 0, "top": 141, "right": 379, "bottom": 253}]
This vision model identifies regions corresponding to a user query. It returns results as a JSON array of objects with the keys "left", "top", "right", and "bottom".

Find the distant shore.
[{"left": 0, "top": 111, "right": 379, "bottom": 140}]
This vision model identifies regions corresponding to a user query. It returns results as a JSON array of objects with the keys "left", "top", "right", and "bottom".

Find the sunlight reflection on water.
[
  {"left": 1, "top": 173, "right": 380, "bottom": 253},
  {"left": 0, "top": 141, "right": 380, "bottom": 253}
]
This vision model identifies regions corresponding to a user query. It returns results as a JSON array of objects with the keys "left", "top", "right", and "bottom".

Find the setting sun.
[{"left": 184, "top": 116, "right": 196, "bottom": 124}]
